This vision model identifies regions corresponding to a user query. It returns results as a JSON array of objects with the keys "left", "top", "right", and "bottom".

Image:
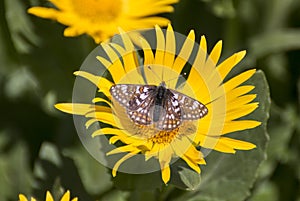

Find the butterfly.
[{"left": 109, "top": 81, "right": 208, "bottom": 131}]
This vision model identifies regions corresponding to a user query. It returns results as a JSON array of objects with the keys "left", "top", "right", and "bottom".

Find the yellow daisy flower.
[
  {"left": 55, "top": 24, "right": 260, "bottom": 184},
  {"left": 28, "top": 0, "right": 178, "bottom": 43},
  {"left": 18, "top": 190, "right": 78, "bottom": 201}
]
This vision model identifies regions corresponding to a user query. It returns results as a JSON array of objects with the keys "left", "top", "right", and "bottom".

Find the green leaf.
[
  {"left": 42, "top": 91, "right": 58, "bottom": 115},
  {"left": 112, "top": 171, "right": 163, "bottom": 191},
  {"left": 168, "top": 160, "right": 202, "bottom": 190},
  {"left": 4, "top": 67, "right": 40, "bottom": 100},
  {"left": 177, "top": 166, "right": 202, "bottom": 190},
  {"left": 5, "top": 0, "right": 40, "bottom": 54},
  {"left": 0, "top": 0, "right": 19, "bottom": 74},
  {"left": 172, "top": 70, "right": 270, "bottom": 201},
  {"left": 210, "top": 0, "right": 236, "bottom": 18},
  {"left": 33, "top": 142, "right": 93, "bottom": 201},
  {"left": 249, "top": 30, "right": 300, "bottom": 58},
  {"left": 255, "top": 103, "right": 296, "bottom": 180},
  {"left": 0, "top": 131, "right": 33, "bottom": 201},
  {"left": 266, "top": 105, "right": 296, "bottom": 160},
  {"left": 63, "top": 144, "right": 113, "bottom": 196},
  {"left": 250, "top": 180, "right": 279, "bottom": 201},
  {"left": 100, "top": 189, "right": 129, "bottom": 201}
]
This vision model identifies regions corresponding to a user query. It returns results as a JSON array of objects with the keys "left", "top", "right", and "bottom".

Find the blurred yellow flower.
[
  {"left": 18, "top": 190, "right": 77, "bottom": 201},
  {"left": 28, "top": 0, "right": 178, "bottom": 43},
  {"left": 55, "top": 24, "right": 260, "bottom": 184}
]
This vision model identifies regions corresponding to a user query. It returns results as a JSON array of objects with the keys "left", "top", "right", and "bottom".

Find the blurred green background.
[{"left": 0, "top": 0, "right": 299, "bottom": 200}]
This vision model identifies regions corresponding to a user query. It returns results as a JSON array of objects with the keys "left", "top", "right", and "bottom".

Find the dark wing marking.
[
  {"left": 127, "top": 85, "right": 157, "bottom": 110},
  {"left": 170, "top": 89, "right": 208, "bottom": 120},
  {"left": 157, "top": 89, "right": 182, "bottom": 130},
  {"left": 110, "top": 84, "right": 157, "bottom": 126},
  {"left": 127, "top": 85, "right": 157, "bottom": 125},
  {"left": 110, "top": 84, "right": 208, "bottom": 130},
  {"left": 110, "top": 84, "right": 140, "bottom": 107}
]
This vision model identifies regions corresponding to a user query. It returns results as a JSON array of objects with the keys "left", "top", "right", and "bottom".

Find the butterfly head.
[{"left": 159, "top": 81, "right": 167, "bottom": 88}]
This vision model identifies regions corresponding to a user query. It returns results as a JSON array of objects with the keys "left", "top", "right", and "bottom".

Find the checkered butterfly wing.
[
  {"left": 110, "top": 84, "right": 208, "bottom": 130},
  {"left": 110, "top": 84, "right": 156, "bottom": 125},
  {"left": 170, "top": 89, "right": 208, "bottom": 120},
  {"left": 110, "top": 84, "right": 140, "bottom": 108},
  {"left": 156, "top": 89, "right": 182, "bottom": 130}
]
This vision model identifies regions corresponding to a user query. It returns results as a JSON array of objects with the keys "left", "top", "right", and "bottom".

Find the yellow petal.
[
  {"left": 107, "top": 144, "right": 140, "bottom": 155},
  {"left": 145, "top": 143, "right": 161, "bottom": 160},
  {"left": 209, "top": 140, "right": 236, "bottom": 153},
  {"left": 216, "top": 50, "right": 246, "bottom": 80},
  {"left": 60, "top": 191, "right": 70, "bottom": 201},
  {"left": 116, "top": 28, "right": 140, "bottom": 73},
  {"left": 180, "top": 145, "right": 206, "bottom": 173},
  {"left": 64, "top": 26, "right": 85, "bottom": 37},
  {"left": 227, "top": 94, "right": 257, "bottom": 109},
  {"left": 55, "top": 103, "right": 111, "bottom": 115},
  {"left": 209, "top": 40, "right": 222, "bottom": 65},
  {"left": 224, "top": 69, "right": 256, "bottom": 92},
  {"left": 127, "top": 31, "right": 144, "bottom": 47},
  {"left": 164, "top": 24, "right": 175, "bottom": 68},
  {"left": 184, "top": 145, "right": 206, "bottom": 164},
  {"left": 92, "top": 127, "right": 123, "bottom": 137},
  {"left": 101, "top": 44, "right": 127, "bottom": 83},
  {"left": 207, "top": 50, "right": 246, "bottom": 92},
  {"left": 218, "top": 137, "right": 256, "bottom": 150},
  {"left": 171, "top": 137, "right": 191, "bottom": 157},
  {"left": 186, "top": 67, "right": 209, "bottom": 99},
  {"left": 18, "top": 194, "right": 28, "bottom": 201},
  {"left": 198, "top": 133, "right": 222, "bottom": 149},
  {"left": 49, "top": 0, "right": 69, "bottom": 10},
  {"left": 96, "top": 56, "right": 112, "bottom": 69},
  {"left": 54, "top": 103, "right": 91, "bottom": 115},
  {"left": 46, "top": 191, "right": 54, "bottom": 201},
  {"left": 112, "top": 152, "right": 139, "bottom": 177},
  {"left": 28, "top": 7, "right": 60, "bottom": 20},
  {"left": 73, "top": 71, "right": 113, "bottom": 97},
  {"left": 226, "top": 85, "right": 255, "bottom": 103},
  {"left": 118, "top": 28, "right": 135, "bottom": 51},
  {"left": 141, "top": 37, "right": 154, "bottom": 66},
  {"left": 161, "top": 164, "right": 171, "bottom": 184},
  {"left": 206, "top": 136, "right": 256, "bottom": 153},
  {"left": 86, "top": 111, "right": 117, "bottom": 126},
  {"left": 126, "top": 17, "right": 170, "bottom": 28},
  {"left": 109, "top": 136, "right": 121, "bottom": 144},
  {"left": 110, "top": 43, "right": 141, "bottom": 80},
  {"left": 222, "top": 120, "right": 261, "bottom": 135},
  {"left": 172, "top": 30, "right": 195, "bottom": 74},
  {"left": 195, "top": 36, "right": 207, "bottom": 74},
  {"left": 181, "top": 155, "right": 201, "bottom": 173},
  {"left": 85, "top": 118, "right": 99, "bottom": 129},
  {"left": 142, "top": 25, "right": 165, "bottom": 84},
  {"left": 158, "top": 145, "right": 173, "bottom": 183},
  {"left": 92, "top": 97, "right": 112, "bottom": 107},
  {"left": 200, "top": 35, "right": 207, "bottom": 53},
  {"left": 128, "top": 2, "right": 175, "bottom": 16},
  {"left": 154, "top": 25, "right": 165, "bottom": 66},
  {"left": 226, "top": 103, "right": 259, "bottom": 121}
]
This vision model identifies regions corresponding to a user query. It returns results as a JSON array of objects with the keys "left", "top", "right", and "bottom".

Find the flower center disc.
[
  {"left": 148, "top": 128, "right": 179, "bottom": 144},
  {"left": 72, "top": 0, "right": 122, "bottom": 22}
]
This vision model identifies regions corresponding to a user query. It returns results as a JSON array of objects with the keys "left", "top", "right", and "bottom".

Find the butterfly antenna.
[
  {"left": 147, "top": 65, "right": 187, "bottom": 86},
  {"left": 165, "top": 72, "right": 187, "bottom": 84},
  {"left": 147, "top": 66, "right": 163, "bottom": 83},
  {"left": 162, "top": 64, "right": 165, "bottom": 81}
]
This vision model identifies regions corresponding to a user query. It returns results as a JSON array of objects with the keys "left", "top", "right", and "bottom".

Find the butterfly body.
[
  {"left": 110, "top": 82, "right": 208, "bottom": 131},
  {"left": 153, "top": 82, "right": 168, "bottom": 122}
]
